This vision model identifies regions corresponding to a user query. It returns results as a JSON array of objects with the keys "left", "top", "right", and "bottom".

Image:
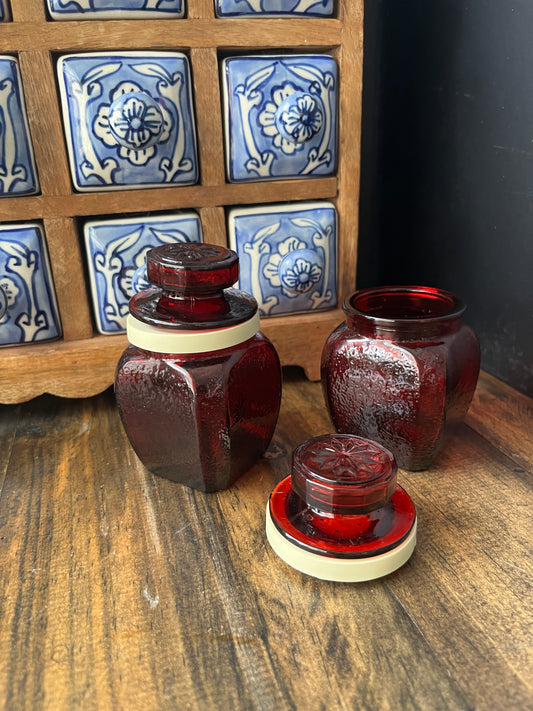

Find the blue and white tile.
[
  {"left": 228, "top": 202, "right": 337, "bottom": 317},
  {"left": 47, "top": 0, "right": 184, "bottom": 20},
  {"left": 84, "top": 212, "right": 203, "bottom": 334},
  {"left": 222, "top": 54, "right": 337, "bottom": 182},
  {"left": 0, "top": 57, "right": 39, "bottom": 196},
  {"left": 0, "top": 1, "right": 10, "bottom": 21},
  {"left": 215, "top": 0, "right": 334, "bottom": 18},
  {"left": 58, "top": 52, "right": 198, "bottom": 191},
  {"left": 0, "top": 224, "right": 61, "bottom": 346}
]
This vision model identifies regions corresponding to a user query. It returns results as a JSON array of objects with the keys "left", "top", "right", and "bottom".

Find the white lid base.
[
  {"left": 266, "top": 504, "right": 417, "bottom": 583},
  {"left": 127, "top": 311, "right": 260, "bottom": 354}
]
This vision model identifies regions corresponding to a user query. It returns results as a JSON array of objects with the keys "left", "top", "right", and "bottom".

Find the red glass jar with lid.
[
  {"left": 115, "top": 242, "right": 282, "bottom": 492},
  {"left": 321, "top": 285, "right": 480, "bottom": 470}
]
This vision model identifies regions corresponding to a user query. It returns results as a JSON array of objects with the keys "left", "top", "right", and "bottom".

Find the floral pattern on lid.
[
  {"left": 296, "top": 435, "right": 397, "bottom": 487},
  {"left": 291, "top": 433, "right": 398, "bottom": 515}
]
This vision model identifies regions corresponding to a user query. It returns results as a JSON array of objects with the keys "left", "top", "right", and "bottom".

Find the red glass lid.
[
  {"left": 129, "top": 242, "right": 257, "bottom": 330},
  {"left": 269, "top": 476, "right": 416, "bottom": 559},
  {"left": 146, "top": 243, "right": 239, "bottom": 292},
  {"left": 267, "top": 434, "right": 416, "bottom": 565},
  {"left": 292, "top": 434, "right": 397, "bottom": 514}
]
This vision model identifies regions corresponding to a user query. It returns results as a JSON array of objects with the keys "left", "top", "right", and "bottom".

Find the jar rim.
[{"left": 343, "top": 285, "right": 466, "bottom": 326}]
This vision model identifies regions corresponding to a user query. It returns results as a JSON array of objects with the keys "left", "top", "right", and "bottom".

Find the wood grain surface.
[{"left": 0, "top": 370, "right": 531, "bottom": 710}]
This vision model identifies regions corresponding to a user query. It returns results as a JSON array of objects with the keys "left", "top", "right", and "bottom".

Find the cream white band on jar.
[
  {"left": 266, "top": 504, "right": 417, "bottom": 583},
  {"left": 126, "top": 312, "right": 261, "bottom": 354}
]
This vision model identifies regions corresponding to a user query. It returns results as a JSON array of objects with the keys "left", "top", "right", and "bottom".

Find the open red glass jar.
[
  {"left": 321, "top": 286, "right": 481, "bottom": 470},
  {"left": 115, "top": 242, "right": 282, "bottom": 492},
  {"left": 266, "top": 434, "right": 416, "bottom": 582}
]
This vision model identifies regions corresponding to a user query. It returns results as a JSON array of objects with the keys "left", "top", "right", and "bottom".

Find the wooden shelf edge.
[
  {"left": 0, "top": 335, "right": 128, "bottom": 404},
  {"left": 0, "top": 178, "right": 338, "bottom": 221},
  {"left": 0, "top": 310, "right": 343, "bottom": 403},
  {"left": 3, "top": 19, "right": 342, "bottom": 51}
]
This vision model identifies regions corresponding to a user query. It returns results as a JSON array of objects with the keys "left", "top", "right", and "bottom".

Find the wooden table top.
[{"left": 0, "top": 369, "right": 532, "bottom": 710}]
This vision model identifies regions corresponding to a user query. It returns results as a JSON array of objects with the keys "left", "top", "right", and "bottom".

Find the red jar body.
[
  {"left": 321, "top": 287, "right": 480, "bottom": 470},
  {"left": 116, "top": 334, "right": 280, "bottom": 492},
  {"left": 115, "top": 242, "right": 282, "bottom": 492}
]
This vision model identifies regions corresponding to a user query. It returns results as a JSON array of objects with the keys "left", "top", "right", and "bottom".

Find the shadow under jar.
[
  {"left": 115, "top": 243, "right": 282, "bottom": 492},
  {"left": 321, "top": 286, "right": 481, "bottom": 470}
]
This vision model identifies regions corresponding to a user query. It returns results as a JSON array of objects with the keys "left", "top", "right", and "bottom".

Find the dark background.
[{"left": 356, "top": 0, "right": 533, "bottom": 396}]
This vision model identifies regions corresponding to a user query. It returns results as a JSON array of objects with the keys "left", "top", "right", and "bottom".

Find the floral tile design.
[
  {"left": 215, "top": 0, "right": 334, "bottom": 17},
  {"left": 84, "top": 212, "right": 203, "bottom": 334},
  {"left": 58, "top": 52, "right": 198, "bottom": 191},
  {"left": 222, "top": 54, "right": 338, "bottom": 182},
  {"left": 0, "top": 224, "right": 61, "bottom": 346},
  {"left": 47, "top": 0, "right": 184, "bottom": 20},
  {"left": 228, "top": 202, "right": 337, "bottom": 317},
  {"left": 0, "top": 57, "right": 39, "bottom": 196}
]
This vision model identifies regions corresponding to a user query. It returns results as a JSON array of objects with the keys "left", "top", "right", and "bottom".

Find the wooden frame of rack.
[{"left": 0, "top": 0, "right": 363, "bottom": 404}]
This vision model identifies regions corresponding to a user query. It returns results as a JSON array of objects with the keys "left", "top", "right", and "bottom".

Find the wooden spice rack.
[{"left": 0, "top": 0, "right": 363, "bottom": 403}]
